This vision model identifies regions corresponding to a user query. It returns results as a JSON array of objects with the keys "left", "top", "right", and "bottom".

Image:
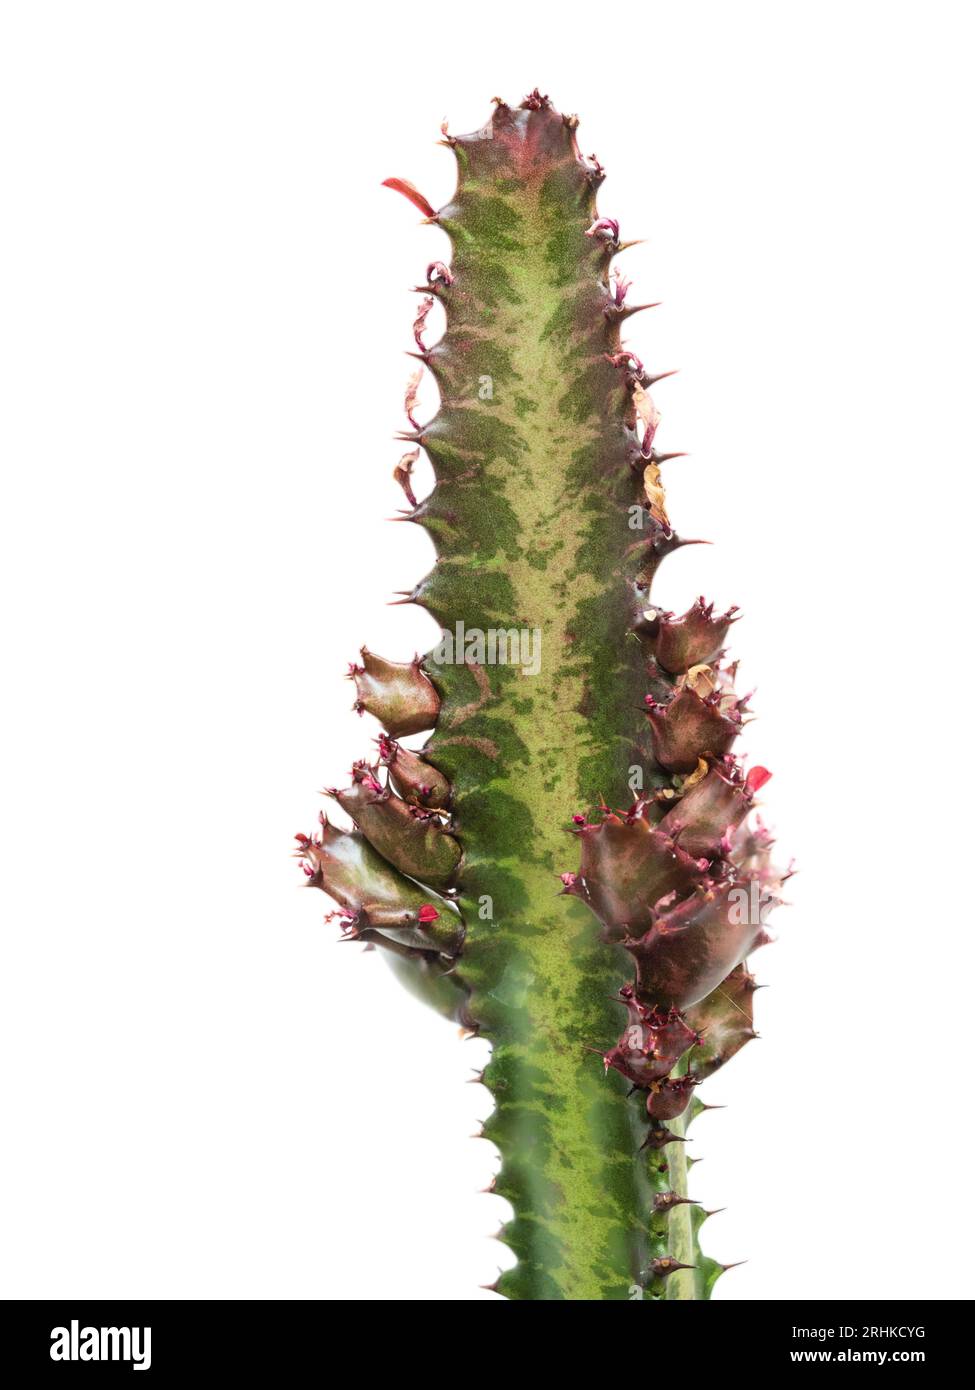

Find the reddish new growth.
[{"left": 564, "top": 677, "right": 785, "bottom": 1126}]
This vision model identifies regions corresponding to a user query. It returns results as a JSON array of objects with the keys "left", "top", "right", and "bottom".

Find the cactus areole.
[{"left": 297, "top": 92, "right": 787, "bottom": 1301}]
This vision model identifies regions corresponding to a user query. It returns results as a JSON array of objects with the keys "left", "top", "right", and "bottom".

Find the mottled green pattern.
[
  {"left": 295, "top": 95, "right": 773, "bottom": 1300},
  {"left": 412, "top": 102, "right": 696, "bottom": 1299}
]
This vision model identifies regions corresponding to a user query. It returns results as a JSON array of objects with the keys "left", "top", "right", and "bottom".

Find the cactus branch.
[{"left": 299, "top": 90, "right": 785, "bottom": 1301}]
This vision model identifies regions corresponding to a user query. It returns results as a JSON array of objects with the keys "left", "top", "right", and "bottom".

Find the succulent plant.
[{"left": 297, "top": 90, "right": 787, "bottom": 1301}]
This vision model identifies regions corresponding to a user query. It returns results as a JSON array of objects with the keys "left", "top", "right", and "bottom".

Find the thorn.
[
  {"left": 653, "top": 1192, "right": 699, "bottom": 1213},
  {"left": 646, "top": 368, "right": 680, "bottom": 387},
  {"left": 617, "top": 301, "right": 662, "bottom": 321},
  {"left": 381, "top": 177, "right": 437, "bottom": 220},
  {"left": 641, "top": 1126, "right": 686, "bottom": 1151},
  {"left": 650, "top": 1257, "right": 695, "bottom": 1280}
]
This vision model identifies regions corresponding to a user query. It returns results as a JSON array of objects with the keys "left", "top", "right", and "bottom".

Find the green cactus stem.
[{"left": 297, "top": 91, "right": 787, "bottom": 1301}]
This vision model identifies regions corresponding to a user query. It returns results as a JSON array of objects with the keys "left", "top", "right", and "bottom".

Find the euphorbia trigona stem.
[{"left": 298, "top": 91, "right": 785, "bottom": 1301}]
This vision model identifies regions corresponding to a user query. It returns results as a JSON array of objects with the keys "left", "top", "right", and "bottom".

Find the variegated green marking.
[
  {"left": 417, "top": 103, "right": 691, "bottom": 1299},
  {"left": 302, "top": 94, "right": 771, "bottom": 1301}
]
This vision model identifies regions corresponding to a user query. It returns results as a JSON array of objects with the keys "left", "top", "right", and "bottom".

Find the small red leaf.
[
  {"left": 382, "top": 178, "right": 437, "bottom": 219},
  {"left": 746, "top": 765, "right": 773, "bottom": 793}
]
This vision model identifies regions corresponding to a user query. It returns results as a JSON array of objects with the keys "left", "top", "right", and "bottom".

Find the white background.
[{"left": 1, "top": 1, "right": 973, "bottom": 1301}]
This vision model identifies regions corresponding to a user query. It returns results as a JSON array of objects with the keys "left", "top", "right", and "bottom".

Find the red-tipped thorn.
[{"left": 382, "top": 177, "right": 437, "bottom": 220}]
